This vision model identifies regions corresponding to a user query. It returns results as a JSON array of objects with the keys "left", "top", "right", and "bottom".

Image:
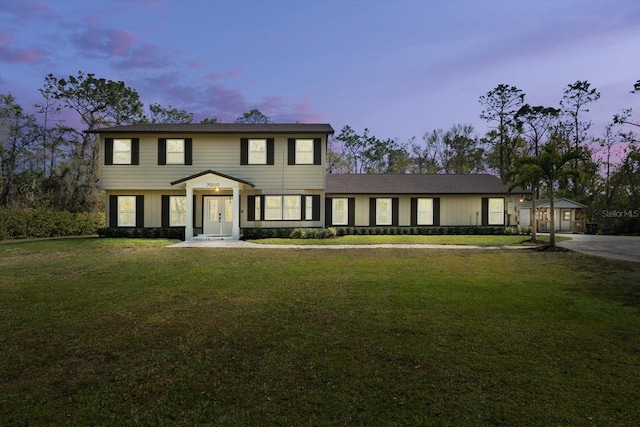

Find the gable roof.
[
  {"left": 170, "top": 170, "right": 254, "bottom": 187},
  {"left": 86, "top": 123, "right": 334, "bottom": 134},
  {"left": 325, "top": 174, "right": 525, "bottom": 195},
  {"left": 521, "top": 198, "right": 587, "bottom": 209}
]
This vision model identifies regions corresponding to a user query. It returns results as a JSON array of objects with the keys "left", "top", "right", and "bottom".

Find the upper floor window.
[
  {"left": 295, "top": 139, "right": 314, "bottom": 164},
  {"left": 166, "top": 139, "right": 185, "bottom": 164},
  {"left": 249, "top": 139, "right": 267, "bottom": 164},
  {"left": 241, "top": 138, "right": 274, "bottom": 165},
  {"left": 158, "top": 138, "right": 192, "bottom": 165},
  {"left": 113, "top": 139, "right": 131, "bottom": 164},
  {"left": 288, "top": 138, "right": 322, "bottom": 165},
  {"left": 105, "top": 138, "right": 139, "bottom": 165}
]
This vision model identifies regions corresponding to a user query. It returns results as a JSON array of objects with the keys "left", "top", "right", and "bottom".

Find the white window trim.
[
  {"left": 166, "top": 138, "right": 185, "bottom": 165},
  {"left": 376, "top": 198, "right": 392, "bottom": 226},
  {"left": 283, "top": 196, "right": 301, "bottom": 220},
  {"left": 248, "top": 139, "right": 267, "bottom": 165},
  {"left": 113, "top": 139, "right": 132, "bottom": 165},
  {"left": 264, "top": 196, "right": 282, "bottom": 220},
  {"left": 169, "top": 196, "right": 186, "bottom": 226},
  {"left": 488, "top": 198, "right": 505, "bottom": 225},
  {"left": 117, "top": 196, "right": 136, "bottom": 227},
  {"left": 305, "top": 196, "right": 313, "bottom": 221},
  {"left": 295, "top": 139, "right": 314, "bottom": 164},
  {"left": 332, "top": 198, "right": 348, "bottom": 226},
  {"left": 254, "top": 196, "right": 261, "bottom": 221},
  {"left": 417, "top": 198, "right": 433, "bottom": 225}
]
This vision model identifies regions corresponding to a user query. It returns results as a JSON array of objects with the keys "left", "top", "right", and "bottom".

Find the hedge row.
[
  {"left": 0, "top": 208, "right": 104, "bottom": 240},
  {"left": 97, "top": 227, "right": 185, "bottom": 239}
]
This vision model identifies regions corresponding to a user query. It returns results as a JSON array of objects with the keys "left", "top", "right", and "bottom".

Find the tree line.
[{"left": 1, "top": 71, "right": 638, "bottom": 233}]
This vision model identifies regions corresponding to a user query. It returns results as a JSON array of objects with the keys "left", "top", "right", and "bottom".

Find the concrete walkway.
[{"left": 556, "top": 234, "right": 640, "bottom": 263}]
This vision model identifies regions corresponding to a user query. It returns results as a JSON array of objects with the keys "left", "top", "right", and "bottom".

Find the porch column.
[
  {"left": 185, "top": 186, "right": 194, "bottom": 241},
  {"left": 232, "top": 186, "right": 240, "bottom": 240}
]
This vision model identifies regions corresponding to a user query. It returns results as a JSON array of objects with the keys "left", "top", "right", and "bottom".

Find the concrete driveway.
[{"left": 556, "top": 234, "right": 640, "bottom": 263}]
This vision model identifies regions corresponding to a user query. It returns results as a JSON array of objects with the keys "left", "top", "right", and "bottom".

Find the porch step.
[{"left": 192, "top": 234, "right": 234, "bottom": 241}]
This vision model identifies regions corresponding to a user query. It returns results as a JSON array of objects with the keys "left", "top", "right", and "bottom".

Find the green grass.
[
  {"left": 251, "top": 234, "right": 571, "bottom": 246},
  {"left": 1, "top": 238, "right": 639, "bottom": 426}
]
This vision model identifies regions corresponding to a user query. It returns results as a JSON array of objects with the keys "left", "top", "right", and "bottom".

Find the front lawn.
[{"left": 1, "top": 238, "right": 638, "bottom": 426}]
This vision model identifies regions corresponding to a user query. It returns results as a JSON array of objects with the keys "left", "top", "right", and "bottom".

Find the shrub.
[{"left": 0, "top": 208, "right": 104, "bottom": 240}]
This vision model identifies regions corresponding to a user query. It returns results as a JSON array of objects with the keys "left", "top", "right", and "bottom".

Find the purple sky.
[{"left": 1, "top": 0, "right": 639, "bottom": 146}]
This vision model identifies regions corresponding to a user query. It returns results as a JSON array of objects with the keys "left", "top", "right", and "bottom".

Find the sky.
[{"left": 1, "top": 0, "right": 639, "bottom": 147}]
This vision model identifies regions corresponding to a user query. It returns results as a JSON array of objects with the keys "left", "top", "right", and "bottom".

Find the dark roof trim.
[
  {"left": 86, "top": 123, "right": 334, "bottom": 134},
  {"left": 170, "top": 170, "right": 255, "bottom": 188}
]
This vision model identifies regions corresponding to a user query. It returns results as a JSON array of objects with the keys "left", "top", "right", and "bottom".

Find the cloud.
[
  {"left": 0, "top": 1, "right": 53, "bottom": 22},
  {"left": 70, "top": 26, "right": 137, "bottom": 59},
  {"left": 0, "top": 30, "right": 46, "bottom": 64}
]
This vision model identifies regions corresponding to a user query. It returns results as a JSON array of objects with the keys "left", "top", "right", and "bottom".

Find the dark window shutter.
[
  {"left": 247, "top": 196, "right": 256, "bottom": 221},
  {"left": 158, "top": 138, "right": 166, "bottom": 165},
  {"left": 136, "top": 195, "right": 144, "bottom": 228},
  {"left": 161, "top": 195, "right": 170, "bottom": 228},
  {"left": 131, "top": 138, "right": 140, "bottom": 165},
  {"left": 433, "top": 198, "right": 441, "bottom": 226},
  {"left": 325, "top": 197, "right": 333, "bottom": 226},
  {"left": 392, "top": 198, "right": 399, "bottom": 226},
  {"left": 288, "top": 138, "right": 295, "bottom": 165},
  {"left": 109, "top": 195, "right": 118, "bottom": 227},
  {"left": 240, "top": 138, "right": 248, "bottom": 165},
  {"left": 348, "top": 198, "right": 356, "bottom": 227},
  {"left": 312, "top": 195, "right": 321, "bottom": 221},
  {"left": 481, "top": 197, "right": 488, "bottom": 226},
  {"left": 185, "top": 138, "right": 192, "bottom": 165},
  {"left": 313, "top": 138, "right": 322, "bottom": 165},
  {"left": 259, "top": 195, "right": 265, "bottom": 220},
  {"left": 410, "top": 198, "right": 417, "bottom": 226},
  {"left": 369, "top": 198, "right": 376, "bottom": 226},
  {"left": 267, "top": 138, "right": 275, "bottom": 165},
  {"left": 105, "top": 138, "right": 114, "bottom": 165}
]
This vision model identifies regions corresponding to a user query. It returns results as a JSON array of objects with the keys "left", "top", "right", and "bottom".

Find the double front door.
[{"left": 204, "top": 196, "right": 233, "bottom": 235}]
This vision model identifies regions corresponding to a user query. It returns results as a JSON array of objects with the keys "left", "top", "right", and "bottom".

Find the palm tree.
[
  {"left": 507, "top": 163, "right": 542, "bottom": 242},
  {"left": 514, "top": 136, "right": 584, "bottom": 247}
]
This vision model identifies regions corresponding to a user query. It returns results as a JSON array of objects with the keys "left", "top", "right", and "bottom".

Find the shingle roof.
[
  {"left": 170, "top": 170, "right": 254, "bottom": 187},
  {"left": 85, "top": 123, "right": 334, "bottom": 134},
  {"left": 325, "top": 174, "right": 526, "bottom": 195}
]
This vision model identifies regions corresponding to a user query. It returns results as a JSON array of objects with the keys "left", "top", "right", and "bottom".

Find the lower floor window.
[
  {"left": 118, "top": 196, "right": 136, "bottom": 227},
  {"left": 169, "top": 196, "right": 186, "bottom": 226},
  {"left": 376, "top": 198, "right": 392, "bottom": 225},
  {"left": 488, "top": 198, "right": 504, "bottom": 225},
  {"left": 283, "top": 195, "right": 301, "bottom": 220},
  {"left": 332, "top": 198, "right": 348, "bottom": 225},
  {"left": 417, "top": 198, "right": 433, "bottom": 225},
  {"left": 265, "top": 196, "right": 283, "bottom": 220}
]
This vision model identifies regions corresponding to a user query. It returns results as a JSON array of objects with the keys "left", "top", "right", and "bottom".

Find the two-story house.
[
  {"left": 89, "top": 123, "right": 334, "bottom": 240},
  {"left": 90, "top": 123, "right": 526, "bottom": 240}
]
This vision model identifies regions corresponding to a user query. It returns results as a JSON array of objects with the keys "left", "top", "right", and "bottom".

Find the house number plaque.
[{"left": 206, "top": 182, "right": 221, "bottom": 189}]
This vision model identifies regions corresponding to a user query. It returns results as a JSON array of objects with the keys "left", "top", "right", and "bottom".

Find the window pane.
[
  {"left": 118, "top": 196, "right": 136, "bottom": 226},
  {"left": 166, "top": 139, "right": 184, "bottom": 164},
  {"left": 283, "top": 196, "right": 301, "bottom": 220},
  {"left": 113, "top": 139, "right": 131, "bottom": 164},
  {"left": 305, "top": 196, "right": 313, "bottom": 220},
  {"left": 417, "top": 198, "right": 433, "bottom": 225},
  {"left": 255, "top": 197, "right": 261, "bottom": 220},
  {"left": 170, "top": 196, "right": 186, "bottom": 226},
  {"left": 295, "top": 139, "right": 314, "bottom": 164},
  {"left": 265, "top": 196, "right": 282, "bottom": 220},
  {"left": 376, "top": 198, "right": 392, "bottom": 225},
  {"left": 332, "top": 198, "right": 348, "bottom": 225},
  {"left": 488, "top": 198, "right": 504, "bottom": 225},
  {"left": 248, "top": 139, "right": 267, "bottom": 164}
]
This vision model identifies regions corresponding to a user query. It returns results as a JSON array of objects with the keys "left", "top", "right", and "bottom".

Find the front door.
[{"left": 204, "top": 196, "right": 233, "bottom": 235}]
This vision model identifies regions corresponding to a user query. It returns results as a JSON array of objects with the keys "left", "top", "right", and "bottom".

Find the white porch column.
[
  {"left": 185, "top": 186, "right": 194, "bottom": 241},
  {"left": 232, "top": 186, "right": 240, "bottom": 240}
]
